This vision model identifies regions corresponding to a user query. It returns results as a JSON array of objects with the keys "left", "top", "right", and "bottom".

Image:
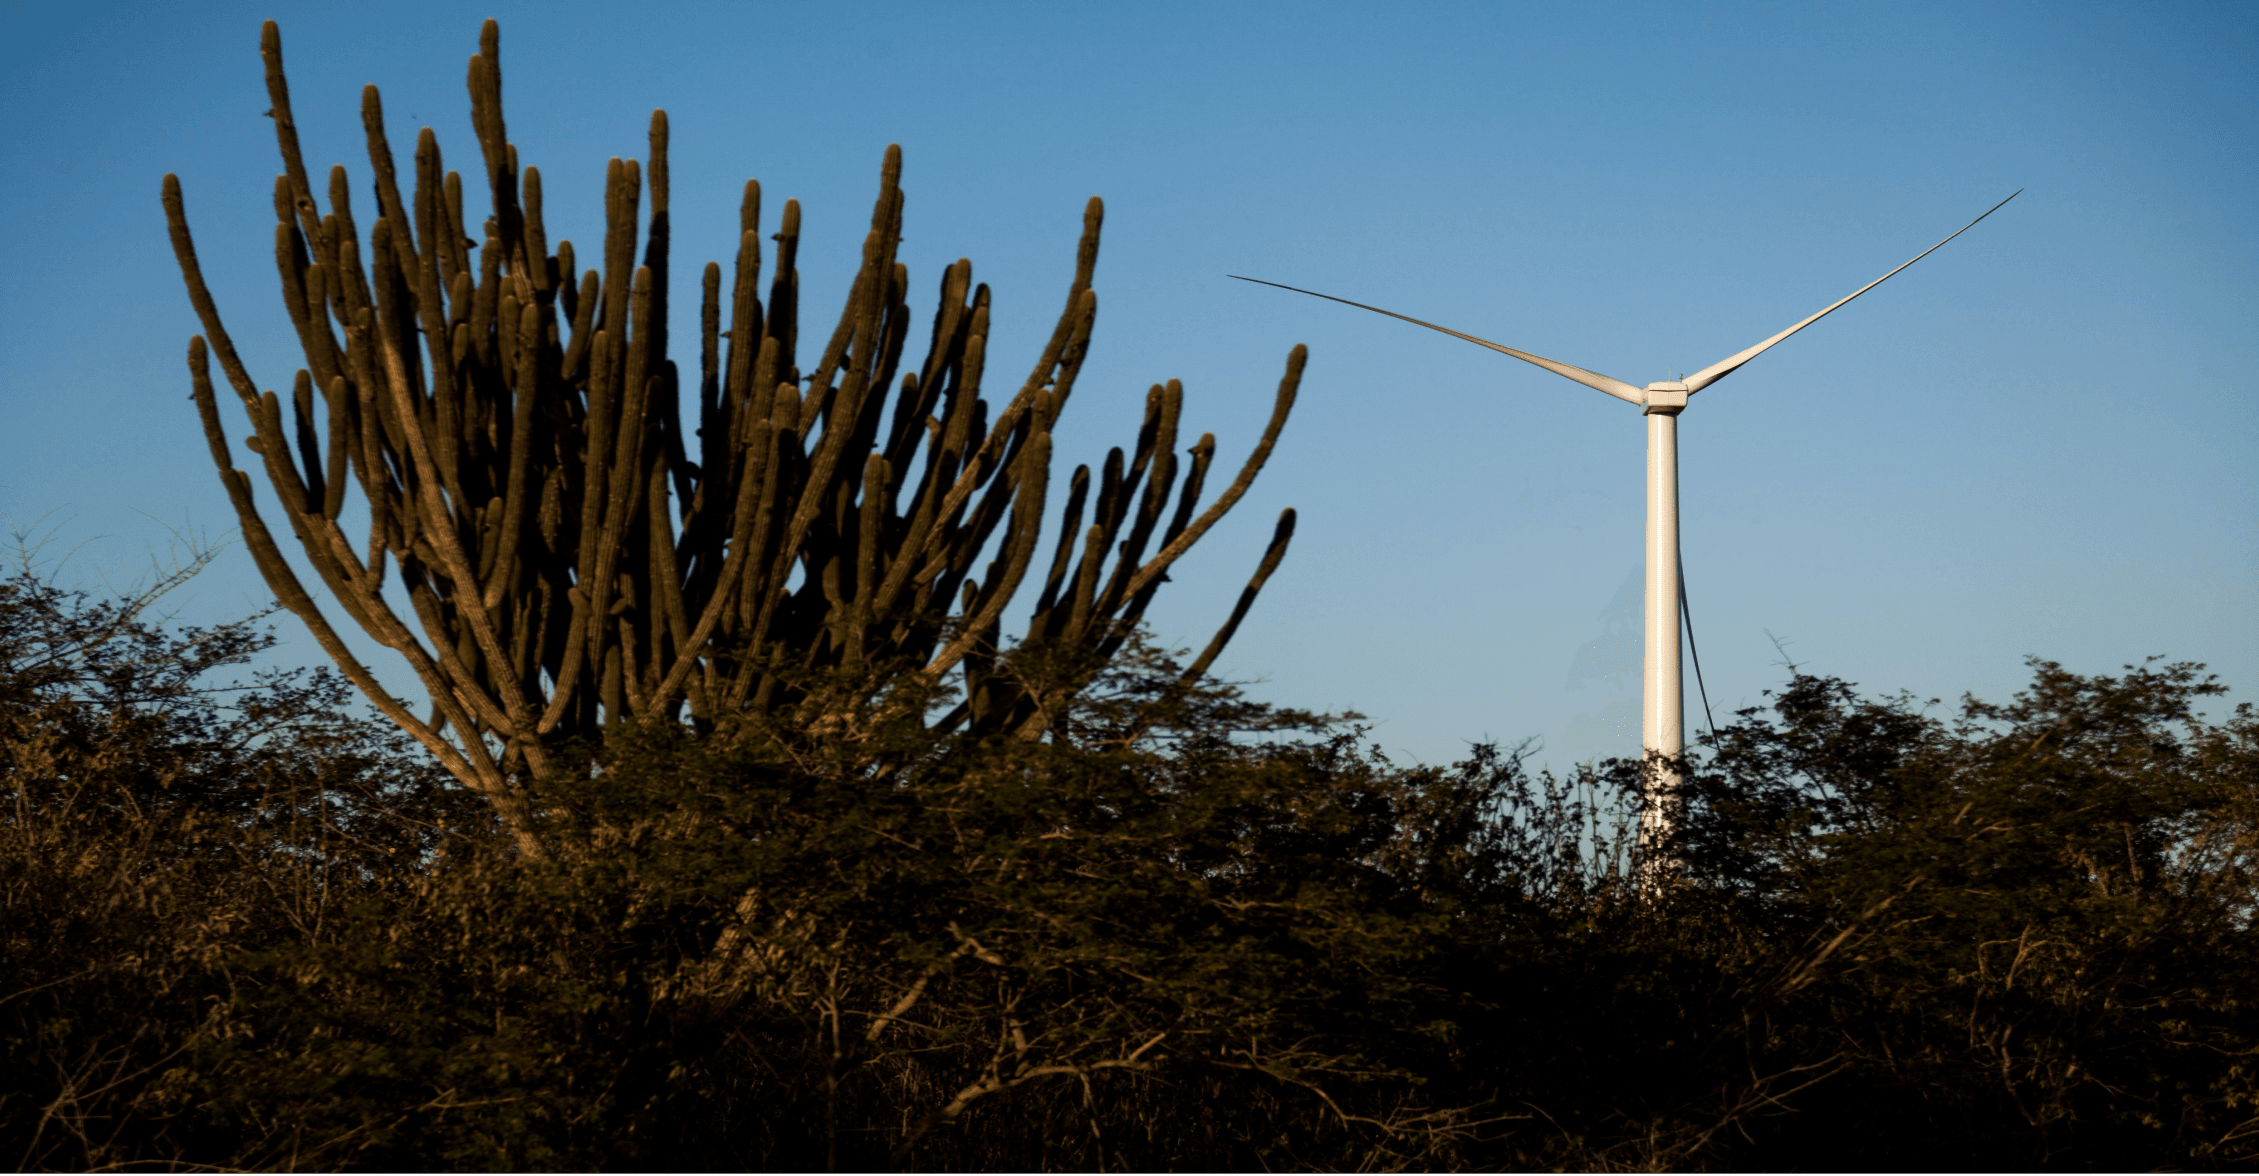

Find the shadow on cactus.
[{"left": 164, "top": 19, "right": 1304, "bottom": 849}]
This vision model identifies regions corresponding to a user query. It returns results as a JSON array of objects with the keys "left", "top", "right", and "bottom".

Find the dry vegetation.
[{"left": 4, "top": 559, "right": 2256, "bottom": 1169}]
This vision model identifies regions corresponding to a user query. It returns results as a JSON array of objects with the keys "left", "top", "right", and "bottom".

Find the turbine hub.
[{"left": 1643, "top": 381, "right": 1689, "bottom": 416}]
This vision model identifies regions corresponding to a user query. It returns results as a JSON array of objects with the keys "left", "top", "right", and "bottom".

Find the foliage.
[
  {"left": 4, "top": 568, "right": 2256, "bottom": 1170},
  {"left": 0, "top": 557, "right": 484, "bottom": 1169},
  {"left": 1667, "top": 660, "right": 2259, "bottom": 1168}
]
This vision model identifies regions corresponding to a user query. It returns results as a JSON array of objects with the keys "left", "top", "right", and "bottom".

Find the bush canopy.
[{"left": 4, "top": 566, "right": 2254, "bottom": 1170}]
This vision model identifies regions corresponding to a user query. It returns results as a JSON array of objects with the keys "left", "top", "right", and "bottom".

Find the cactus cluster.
[{"left": 163, "top": 20, "right": 1304, "bottom": 819}]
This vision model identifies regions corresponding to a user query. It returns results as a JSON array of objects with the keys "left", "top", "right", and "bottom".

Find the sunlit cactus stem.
[{"left": 165, "top": 19, "right": 1306, "bottom": 846}]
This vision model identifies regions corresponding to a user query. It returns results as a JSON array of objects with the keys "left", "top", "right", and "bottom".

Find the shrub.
[{"left": 7, "top": 564, "right": 2255, "bottom": 1169}]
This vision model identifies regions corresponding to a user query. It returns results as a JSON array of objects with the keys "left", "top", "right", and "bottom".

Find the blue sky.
[{"left": 2, "top": 0, "right": 2252, "bottom": 767}]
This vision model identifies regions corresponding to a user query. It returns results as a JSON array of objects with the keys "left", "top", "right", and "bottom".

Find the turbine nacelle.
[{"left": 1643, "top": 382, "right": 1689, "bottom": 416}]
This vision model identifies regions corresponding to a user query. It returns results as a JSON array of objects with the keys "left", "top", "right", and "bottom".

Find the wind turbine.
[{"left": 1234, "top": 190, "right": 2020, "bottom": 865}]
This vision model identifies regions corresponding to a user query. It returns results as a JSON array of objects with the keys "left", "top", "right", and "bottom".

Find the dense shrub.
[
  {"left": 0, "top": 563, "right": 484, "bottom": 1168},
  {"left": 4, "top": 570, "right": 2254, "bottom": 1170}
]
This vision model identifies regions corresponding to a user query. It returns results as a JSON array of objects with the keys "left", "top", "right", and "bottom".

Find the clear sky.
[{"left": 3, "top": 0, "right": 2253, "bottom": 768}]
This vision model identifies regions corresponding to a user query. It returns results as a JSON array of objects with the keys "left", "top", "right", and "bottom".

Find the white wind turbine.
[{"left": 1235, "top": 190, "right": 2019, "bottom": 862}]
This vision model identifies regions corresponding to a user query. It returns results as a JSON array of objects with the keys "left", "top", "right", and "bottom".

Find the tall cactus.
[{"left": 164, "top": 20, "right": 1304, "bottom": 834}]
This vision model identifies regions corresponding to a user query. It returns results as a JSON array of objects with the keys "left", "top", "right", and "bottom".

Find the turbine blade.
[
  {"left": 1683, "top": 189, "right": 2023, "bottom": 394},
  {"left": 1230, "top": 275, "right": 1646, "bottom": 405}
]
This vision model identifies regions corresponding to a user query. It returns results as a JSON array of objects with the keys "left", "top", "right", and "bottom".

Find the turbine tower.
[{"left": 1235, "top": 191, "right": 2019, "bottom": 868}]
